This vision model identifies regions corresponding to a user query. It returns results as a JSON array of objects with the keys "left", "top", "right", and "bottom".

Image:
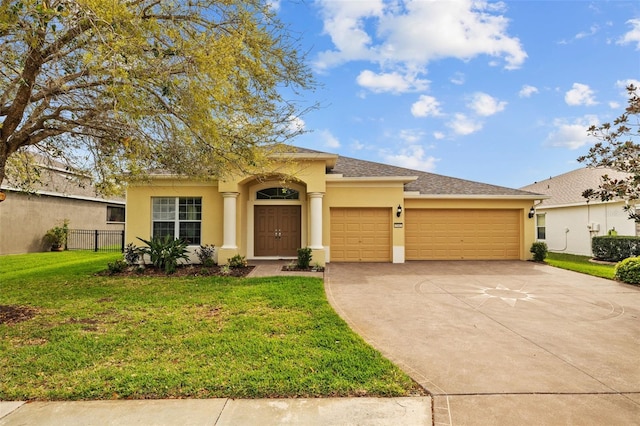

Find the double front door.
[{"left": 254, "top": 205, "right": 301, "bottom": 257}]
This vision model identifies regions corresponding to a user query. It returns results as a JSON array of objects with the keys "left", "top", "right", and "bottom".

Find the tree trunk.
[{"left": 0, "top": 144, "right": 7, "bottom": 191}]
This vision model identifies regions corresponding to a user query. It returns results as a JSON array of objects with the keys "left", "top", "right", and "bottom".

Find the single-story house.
[
  {"left": 126, "top": 147, "right": 544, "bottom": 265},
  {"left": 0, "top": 156, "right": 125, "bottom": 255},
  {"left": 521, "top": 167, "right": 638, "bottom": 256}
]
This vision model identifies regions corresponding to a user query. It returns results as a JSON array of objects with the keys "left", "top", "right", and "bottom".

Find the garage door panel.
[
  {"left": 406, "top": 209, "right": 521, "bottom": 260},
  {"left": 331, "top": 208, "right": 391, "bottom": 262}
]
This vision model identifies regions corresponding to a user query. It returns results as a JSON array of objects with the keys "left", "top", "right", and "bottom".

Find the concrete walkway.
[
  {"left": 0, "top": 398, "right": 431, "bottom": 425},
  {"left": 325, "top": 261, "right": 640, "bottom": 425}
]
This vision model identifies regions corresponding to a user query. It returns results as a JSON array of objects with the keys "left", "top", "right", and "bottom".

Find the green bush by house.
[
  {"left": 615, "top": 257, "right": 640, "bottom": 284},
  {"left": 530, "top": 242, "right": 548, "bottom": 262},
  {"left": 592, "top": 236, "right": 640, "bottom": 262}
]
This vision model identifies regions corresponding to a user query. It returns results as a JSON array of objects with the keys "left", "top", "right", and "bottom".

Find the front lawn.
[
  {"left": 0, "top": 252, "right": 422, "bottom": 400},
  {"left": 545, "top": 252, "right": 616, "bottom": 279}
]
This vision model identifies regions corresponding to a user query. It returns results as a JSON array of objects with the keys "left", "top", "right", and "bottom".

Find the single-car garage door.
[
  {"left": 405, "top": 209, "right": 521, "bottom": 260},
  {"left": 331, "top": 208, "right": 391, "bottom": 262}
]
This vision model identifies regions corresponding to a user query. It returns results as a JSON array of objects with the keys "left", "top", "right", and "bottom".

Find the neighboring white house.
[{"left": 521, "top": 167, "right": 638, "bottom": 256}]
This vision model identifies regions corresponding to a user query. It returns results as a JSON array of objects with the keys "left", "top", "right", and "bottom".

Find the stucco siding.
[
  {"left": 125, "top": 181, "right": 222, "bottom": 248},
  {"left": 0, "top": 192, "right": 124, "bottom": 255}
]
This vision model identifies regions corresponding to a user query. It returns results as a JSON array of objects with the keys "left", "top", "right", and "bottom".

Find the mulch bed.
[
  {"left": 101, "top": 265, "right": 255, "bottom": 278},
  {"left": 282, "top": 266, "right": 325, "bottom": 273},
  {"left": 0, "top": 305, "right": 38, "bottom": 325}
]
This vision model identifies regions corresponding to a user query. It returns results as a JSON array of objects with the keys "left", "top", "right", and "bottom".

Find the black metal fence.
[{"left": 67, "top": 229, "right": 125, "bottom": 253}]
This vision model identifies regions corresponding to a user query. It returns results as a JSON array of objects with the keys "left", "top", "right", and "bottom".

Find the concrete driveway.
[{"left": 325, "top": 261, "right": 640, "bottom": 425}]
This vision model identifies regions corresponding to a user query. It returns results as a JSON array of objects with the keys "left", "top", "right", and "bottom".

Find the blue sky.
[{"left": 274, "top": 0, "right": 640, "bottom": 189}]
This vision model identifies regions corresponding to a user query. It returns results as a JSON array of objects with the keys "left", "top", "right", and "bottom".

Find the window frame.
[
  {"left": 151, "top": 197, "right": 202, "bottom": 245},
  {"left": 106, "top": 205, "right": 125, "bottom": 223},
  {"left": 536, "top": 213, "right": 546, "bottom": 240},
  {"left": 256, "top": 187, "right": 300, "bottom": 200}
]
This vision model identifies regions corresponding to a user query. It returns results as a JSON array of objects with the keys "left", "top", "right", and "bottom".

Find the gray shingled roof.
[
  {"left": 329, "top": 155, "right": 539, "bottom": 197},
  {"left": 520, "top": 167, "right": 630, "bottom": 207}
]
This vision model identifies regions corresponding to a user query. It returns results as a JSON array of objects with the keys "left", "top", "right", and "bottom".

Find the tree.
[
  {"left": 0, "top": 0, "right": 314, "bottom": 196},
  {"left": 578, "top": 84, "right": 640, "bottom": 221}
]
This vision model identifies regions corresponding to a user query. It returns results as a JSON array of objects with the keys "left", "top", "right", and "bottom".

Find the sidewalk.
[{"left": 0, "top": 397, "right": 432, "bottom": 425}]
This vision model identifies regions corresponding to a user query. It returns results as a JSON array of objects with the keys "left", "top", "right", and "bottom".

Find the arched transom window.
[{"left": 256, "top": 187, "right": 299, "bottom": 200}]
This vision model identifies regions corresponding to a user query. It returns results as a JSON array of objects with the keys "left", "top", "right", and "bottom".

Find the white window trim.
[{"left": 151, "top": 197, "right": 202, "bottom": 245}]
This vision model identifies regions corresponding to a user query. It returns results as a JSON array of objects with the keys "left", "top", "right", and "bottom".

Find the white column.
[
  {"left": 308, "top": 192, "right": 324, "bottom": 249},
  {"left": 221, "top": 192, "right": 239, "bottom": 249}
]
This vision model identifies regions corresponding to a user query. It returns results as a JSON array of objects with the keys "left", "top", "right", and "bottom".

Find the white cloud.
[
  {"left": 447, "top": 113, "right": 482, "bottom": 135},
  {"left": 286, "top": 115, "right": 305, "bottom": 133},
  {"left": 411, "top": 95, "right": 443, "bottom": 118},
  {"left": 319, "top": 129, "right": 341, "bottom": 149},
  {"left": 575, "top": 24, "right": 599, "bottom": 40},
  {"left": 609, "top": 101, "right": 620, "bottom": 109},
  {"left": 356, "top": 70, "right": 429, "bottom": 93},
  {"left": 617, "top": 18, "right": 640, "bottom": 49},
  {"left": 433, "top": 131, "right": 445, "bottom": 140},
  {"left": 351, "top": 140, "right": 365, "bottom": 150},
  {"left": 398, "top": 129, "right": 425, "bottom": 143},
  {"left": 544, "top": 115, "right": 599, "bottom": 150},
  {"left": 450, "top": 72, "right": 465, "bottom": 85},
  {"left": 382, "top": 145, "right": 438, "bottom": 172},
  {"left": 315, "top": 0, "right": 527, "bottom": 72},
  {"left": 565, "top": 83, "right": 598, "bottom": 106},
  {"left": 266, "top": 0, "right": 280, "bottom": 11},
  {"left": 314, "top": 0, "right": 385, "bottom": 69},
  {"left": 519, "top": 85, "right": 539, "bottom": 98},
  {"left": 467, "top": 92, "right": 507, "bottom": 116}
]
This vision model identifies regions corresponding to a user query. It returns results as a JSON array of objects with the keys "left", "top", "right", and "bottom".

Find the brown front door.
[{"left": 254, "top": 205, "right": 301, "bottom": 257}]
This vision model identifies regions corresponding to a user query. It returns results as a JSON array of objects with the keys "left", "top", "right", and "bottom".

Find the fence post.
[
  {"left": 94, "top": 230, "right": 99, "bottom": 252},
  {"left": 121, "top": 230, "right": 125, "bottom": 253}
]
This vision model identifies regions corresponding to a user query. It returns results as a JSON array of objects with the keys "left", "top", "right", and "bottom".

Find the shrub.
[
  {"left": 196, "top": 244, "right": 216, "bottom": 266},
  {"left": 592, "top": 236, "right": 640, "bottom": 262},
  {"left": 107, "top": 259, "right": 127, "bottom": 275},
  {"left": 137, "top": 236, "right": 190, "bottom": 274},
  {"left": 530, "top": 241, "right": 548, "bottom": 262},
  {"left": 296, "top": 247, "right": 313, "bottom": 269},
  {"left": 228, "top": 254, "right": 247, "bottom": 269},
  {"left": 615, "top": 257, "right": 640, "bottom": 285},
  {"left": 124, "top": 243, "right": 141, "bottom": 265},
  {"left": 44, "top": 219, "right": 69, "bottom": 250}
]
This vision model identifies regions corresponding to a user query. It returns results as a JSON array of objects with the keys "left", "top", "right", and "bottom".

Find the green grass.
[
  {"left": 0, "top": 252, "right": 421, "bottom": 401},
  {"left": 546, "top": 252, "right": 616, "bottom": 279}
]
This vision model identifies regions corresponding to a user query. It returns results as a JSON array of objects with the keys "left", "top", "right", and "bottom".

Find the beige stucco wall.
[
  {"left": 125, "top": 179, "right": 222, "bottom": 247},
  {"left": 0, "top": 191, "right": 124, "bottom": 255}
]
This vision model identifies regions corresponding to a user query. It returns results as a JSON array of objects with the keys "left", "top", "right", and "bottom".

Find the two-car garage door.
[
  {"left": 405, "top": 209, "right": 521, "bottom": 260},
  {"left": 330, "top": 207, "right": 522, "bottom": 262}
]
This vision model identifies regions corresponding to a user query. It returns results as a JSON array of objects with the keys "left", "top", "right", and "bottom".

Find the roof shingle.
[
  {"left": 331, "top": 155, "right": 540, "bottom": 197},
  {"left": 520, "top": 167, "right": 629, "bottom": 206}
]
